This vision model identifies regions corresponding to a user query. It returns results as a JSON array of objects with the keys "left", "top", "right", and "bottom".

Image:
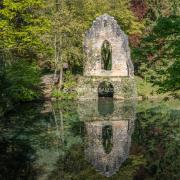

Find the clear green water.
[{"left": 0, "top": 99, "right": 179, "bottom": 180}]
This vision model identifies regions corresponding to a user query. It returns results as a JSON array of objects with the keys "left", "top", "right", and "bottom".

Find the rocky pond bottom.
[{"left": 0, "top": 99, "right": 179, "bottom": 180}]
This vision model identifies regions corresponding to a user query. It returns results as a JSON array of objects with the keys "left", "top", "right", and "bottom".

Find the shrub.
[{"left": 5, "top": 60, "right": 41, "bottom": 102}]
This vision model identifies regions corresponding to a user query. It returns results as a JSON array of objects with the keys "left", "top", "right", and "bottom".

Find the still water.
[{"left": 0, "top": 99, "right": 179, "bottom": 180}]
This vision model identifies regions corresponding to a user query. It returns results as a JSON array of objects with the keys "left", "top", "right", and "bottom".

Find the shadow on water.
[
  {"left": 0, "top": 99, "right": 179, "bottom": 179},
  {"left": 98, "top": 97, "right": 114, "bottom": 116}
]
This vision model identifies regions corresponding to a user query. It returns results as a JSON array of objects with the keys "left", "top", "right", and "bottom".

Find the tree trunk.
[{"left": 58, "top": 64, "right": 63, "bottom": 91}]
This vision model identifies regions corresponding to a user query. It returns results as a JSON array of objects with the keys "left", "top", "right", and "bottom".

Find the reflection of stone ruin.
[
  {"left": 77, "top": 14, "right": 136, "bottom": 100},
  {"left": 78, "top": 100, "right": 136, "bottom": 177}
]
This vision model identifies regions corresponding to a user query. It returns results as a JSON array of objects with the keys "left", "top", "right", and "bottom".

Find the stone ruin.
[{"left": 77, "top": 14, "right": 136, "bottom": 100}]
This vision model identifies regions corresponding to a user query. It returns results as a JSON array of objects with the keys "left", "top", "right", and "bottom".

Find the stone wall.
[
  {"left": 84, "top": 14, "right": 134, "bottom": 77},
  {"left": 77, "top": 76, "right": 137, "bottom": 100},
  {"left": 77, "top": 14, "right": 136, "bottom": 100}
]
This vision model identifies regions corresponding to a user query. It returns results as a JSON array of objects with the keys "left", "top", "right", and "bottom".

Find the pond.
[{"left": 0, "top": 99, "right": 179, "bottom": 180}]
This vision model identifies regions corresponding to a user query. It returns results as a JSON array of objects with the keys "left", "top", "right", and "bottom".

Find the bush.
[
  {"left": 135, "top": 76, "right": 159, "bottom": 98},
  {"left": 5, "top": 60, "right": 41, "bottom": 102},
  {"left": 52, "top": 71, "right": 77, "bottom": 100}
]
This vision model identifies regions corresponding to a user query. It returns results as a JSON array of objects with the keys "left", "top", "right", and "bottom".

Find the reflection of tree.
[
  {"left": 51, "top": 101, "right": 84, "bottom": 152},
  {"left": 1, "top": 100, "right": 178, "bottom": 179},
  {"left": 0, "top": 101, "right": 84, "bottom": 179},
  {"left": 37, "top": 100, "right": 84, "bottom": 179},
  {"left": 0, "top": 103, "right": 46, "bottom": 179},
  {"left": 0, "top": 138, "right": 40, "bottom": 180},
  {"left": 44, "top": 100, "right": 180, "bottom": 180},
  {"left": 46, "top": 143, "right": 146, "bottom": 180},
  {"left": 133, "top": 102, "right": 180, "bottom": 180}
]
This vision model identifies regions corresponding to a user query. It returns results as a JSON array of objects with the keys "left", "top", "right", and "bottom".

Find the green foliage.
[
  {"left": 0, "top": 0, "right": 179, "bottom": 108},
  {"left": 52, "top": 89, "right": 76, "bottom": 100},
  {"left": 50, "top": 0, "right": 144, "bottom": 72},
  {"left": 135, "top": 76, "right": 163, "bottom": 99},
  {"left": 0, "top": 0, "right": 50, "bottom": 111},
  {"left": 0, "top": 0, "right": 50, "bottom": 58},
  {"left": 0, "top": 68, "right": 11, "bottom": 116},
  {"left": 162, "top": 59, "right": 180, "bottom": 92},
  {"left": 5, "top": 60, "right": 41, "bottom": 101},
  {"left": 80, "top": 0, "right": 144, "bottom": 35},
  {"left": 146, "top": 0, "right": 180, "bottom": 22},
  {"left": 63, "top": 71, "right": 77, "bottom": 91},
  {"left": 133, "top": 15, "right": 180, "bottom": 93},
  {"left": 52, "top": 71, "right": 77, "bottom": 100}
]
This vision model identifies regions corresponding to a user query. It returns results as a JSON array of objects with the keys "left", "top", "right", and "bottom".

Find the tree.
[
  {"left": 50, "top": 0, "right": 144, "bottom": 93},
  {"left": 0, "top": 0, "right": 50, "bottom": 110},
  {"left": 145, "top": 0, "right": 180, "bottom": 22},
  {"left": 52, "top": 0, "right": 83, "bottom": 90},
  {"left": 0, "top": 0, "right": 50, "bottom": 61},
  {"left": 132, "top": 15, "right": 180, "bottom": 93}
]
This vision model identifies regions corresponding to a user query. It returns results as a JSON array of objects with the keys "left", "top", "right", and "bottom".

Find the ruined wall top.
[
  {"left": 85, "top": 14, "right": 124, "bottom": 39},
  {"left": 83, "top": 14, "right": 134, "bottom": 77}
]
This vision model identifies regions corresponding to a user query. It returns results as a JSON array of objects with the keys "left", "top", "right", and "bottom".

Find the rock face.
[{"left": 77, "top": 14, "right": 136, "bottom": 100}]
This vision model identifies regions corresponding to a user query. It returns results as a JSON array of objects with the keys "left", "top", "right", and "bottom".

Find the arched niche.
[
  {"left": 101, "top": 40, "right": 112, "bottom": 70},
  {"left": 98, "top": 81, "right": 114, "bottom": 97}
]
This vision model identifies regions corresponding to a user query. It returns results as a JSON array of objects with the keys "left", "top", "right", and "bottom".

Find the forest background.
[{"left": 0, "top": 0, "right": 179, "bottom": 114}]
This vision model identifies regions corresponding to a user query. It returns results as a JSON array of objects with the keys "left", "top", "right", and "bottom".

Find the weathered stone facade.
[
  {"left": 77, "top": 76, "right": 136, "bottom": 100},
  {"left": 77, "top": 14, "right": 136, "bottom": 100}
]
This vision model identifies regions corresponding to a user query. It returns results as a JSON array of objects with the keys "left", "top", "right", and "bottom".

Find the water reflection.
[
  {"left": 0, "top": 100, "right": 179, "bottom": 179},
  {"left": 98, "top": 98, "right": 114, "bottom": 116},
  {"left": 78, "top": 98, "right": 136, "bottom": 177}
]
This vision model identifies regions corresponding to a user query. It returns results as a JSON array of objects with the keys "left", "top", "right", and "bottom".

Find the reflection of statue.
[{"left": 78, "top": 99, "right": 136, "bottom": 177}]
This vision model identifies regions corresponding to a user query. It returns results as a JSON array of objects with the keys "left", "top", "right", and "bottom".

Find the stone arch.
[
  {"left": 101, "top": 40, "right": 112, "bottom": 70},
  {"left": 98, "top": 81, "right": 114, "bottom": 97}
]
